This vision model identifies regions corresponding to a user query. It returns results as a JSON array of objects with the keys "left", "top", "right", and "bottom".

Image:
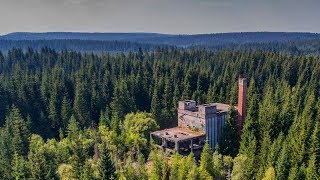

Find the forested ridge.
[
  {"left": 2, "top": 38, "right": 320, "bottom": 55},
  {"left": 0, "top": 40, "right": 174, "bottom": 53},
  {"left": 0, "top": 47, "right": 320, "bottom": 179},
  {"left": 2, "top": 32, "right": 320, "bottom": 46}
]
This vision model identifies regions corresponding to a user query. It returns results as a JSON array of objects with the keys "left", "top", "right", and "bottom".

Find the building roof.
[
  {"left": 211, "top": 103, "right": 232, "bottom": 113},
  {"left": 150, "top": 127, "right": 205, "bottom": 142},
  {"left": 180, "top": 102, "right": 231, "bottom": 114}
]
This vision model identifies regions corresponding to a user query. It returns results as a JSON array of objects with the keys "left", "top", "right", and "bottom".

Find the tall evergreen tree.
[
  {"left": 98, "top": 144, "right": 116, "bottom": 180},
  {"left": 60, "top": 95, "right": 72, "bottom": 131},
  {"left": 220, "top": 107, "right": 239, "bottom": 157}
]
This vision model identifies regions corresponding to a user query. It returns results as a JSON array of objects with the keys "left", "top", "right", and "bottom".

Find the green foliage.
[
  {"left": 111, "top": 80, "right": 136, "bottom": 120},
  {"left": 28, "top": 134, "right": 53, "bottom": 179},
  {"left": 199, "top": 142, "right": 214, "bottom": 176},
  {"left": 6, "top": 106, "right": 30, "bottom": 156},
  {"left": 275, "top": 146, "right": 289, "bottom": 180},
  {"left": 61, "top": 95, "right": 72, "bottom": 131},
  {"left": 306, "top": 154, "right": 319, "bottom": 180},
  {"left": 220, "top": 107, "right": 239, "bottom": 157},
  {"left": 98, "top": 144, "right": 116, "bottom": 180},
  {"left": 231, "top": 154, "right": 250, "bottom": 180},
  {"left": 11, "top": 152, "right": 30, "bottom": 179},
  {"left": 0, "top": 48, "right": 319, "bottom": 179},
  {"left": 262, "top": 167, "right": 276, "bottom": 180},
  {"left": 170, "top": 153, "right": 183, "bottom": 180}
]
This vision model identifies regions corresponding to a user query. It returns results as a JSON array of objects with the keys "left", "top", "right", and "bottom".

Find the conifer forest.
[{"left": 0, "top": 45, "right": 320, "bottom": 179}]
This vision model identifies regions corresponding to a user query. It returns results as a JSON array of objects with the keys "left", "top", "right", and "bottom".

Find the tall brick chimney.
[{"left": 237, "top": 78, "right": 247, "bottom": 135}]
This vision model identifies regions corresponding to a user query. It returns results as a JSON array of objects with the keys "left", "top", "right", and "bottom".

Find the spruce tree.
[
  {"left": 306, "top": 154, "right": 319, "bottom": 180},
  {"left": 48, "top": 88, "right": 59, "bottom": 128},
  {"left": 74, "top": 80, "right": 90, "bottom": 128},
  {"left": 170, "top": 152, "right": 182, "bottom": 180},
  {"left": 28, "top": 134, "right": 49, "bottom": 179},
  {"left": 11, "top": 152, "right": 30, "bottom": 179},
  {"left": 71, "top": 138, "right": 87, "bottom": 179},
  {"left": 98, "top": 145, "right": 116, "bottom": 180},
  {"left": 275, "top": 145, "right": 289, "bottom": 180},
  {"left": 199, "top": 142, "right": 214, "bottom": 176},
  {"left": 219, "top": 107, "right": 239, "bottom": 157},
  {"left": 60, "top": 95, "right": 72, "bottom": 130},
  {"left": 151, "top": 87, "right": 162, "bottom": 127},
  {"left": 6, "top": 106, "right": 30, "bottom": 156}
]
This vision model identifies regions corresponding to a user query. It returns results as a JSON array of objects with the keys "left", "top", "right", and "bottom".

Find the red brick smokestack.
[{"left": 238, "top": 78, "right": 247, "bottom": 135}]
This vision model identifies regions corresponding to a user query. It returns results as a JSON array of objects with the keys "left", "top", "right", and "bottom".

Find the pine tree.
[
  {"left": 170, "top": 152, "right": 182, "bottom": 180},
  {"left": 232, "top": 154, "right": 250, "bottom": 180},
  {"left": 306, "top": 154, "right": 319, "bottom": 180},
  {"left": 257, "top": 133, "right": 272, "bottom": 179},
  {"left": 309, "top": 121, "right": 320, "bottom": 165},
  {"left": 28, "top": 134, "right": 49, "bottom": 179},
  {"left": 48, "top": 87, "right": 59, "bottom": 128},
  {"left": 151, "top": 87, "right": 162, "bottom": 127},
  {"left": 179, "top": 153, "right": 195, "bottom": 180},
  {"left": 161, "top": 156, "right": 170, "bottom": 180},
  {"left": 6, "top": 106, "right": 30, "bottom": 156},
  {"left": 262, "top": 167, "right": 276, "bottom": 180},
  {"left": 182, "top": 70, "right": 192, "bottom": 100},
  {"left": 60, "top": 95, "right": 72, "bottom": 130},
  {"left": 213, "top": 150, "right": 224, "bottom": 178},
  {"left": 220, "top": 107, "right": 239, "bottom": 157},
  {"left": 11, "top": 152, "right": 30, "bottom": 179},
  {"left": 136, "top": 154, "right": 148, "bottom": 180},
  {"left": 150, "top": 149, "right": 163, "bottom": 180},
  {"left": 110, "top": 80, "right": 136, "bottom": 120},
  {"left": 98, "top": 144, "right": 116, "bottom": 180},
  {"left": 275, "top": 145, "right": 289, "bottom": 180},
  {"left": 71, "top": 137, "right": 87, "bottom": 179},
  {"left": 161, "top": 76, "right": 174, "bottom": 128},
  {"left": 74, "top": 80, "right": 90, "bottom": 128},
  {"left": 81, "top": 160, "right": 96, "bottom": 180},
  {"left": 288, "top": 163, "right": 299, "bottom": 180},
  {"left": 186, "top": 163, "right": 200, "bottom": 180},
  {"left": 67, "top": 115, "right": 79, "bottom": 140},
  {"left": 199, "top": 142, "right": 214, "bottom": 176}
]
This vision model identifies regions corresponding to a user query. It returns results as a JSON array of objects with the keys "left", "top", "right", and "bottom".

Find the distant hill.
[
  {"left": 1, "top": 32, "right": 320, "bottom": 47},
  {"left": 0, "top": 39, "right": 173, "bottom": 53},
  {"left": 1, "top": 32, "right": 320, "bottom": 54},
  {"left": 0, "top": 32, "right": 171, "bottom": 41}
]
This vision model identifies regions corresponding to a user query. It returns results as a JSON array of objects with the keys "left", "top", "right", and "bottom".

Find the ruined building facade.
[{"left": 150, "top": 78, "right": 247, "bottom": 154}]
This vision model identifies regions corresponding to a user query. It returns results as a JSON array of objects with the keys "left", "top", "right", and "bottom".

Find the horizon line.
[{"left": 1, "top": 31, "right": 320, "bottom": 36}]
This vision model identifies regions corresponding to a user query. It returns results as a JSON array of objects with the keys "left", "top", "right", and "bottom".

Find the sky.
[{"left": 0, "top": 0, "right": 319, "bottom": 35}]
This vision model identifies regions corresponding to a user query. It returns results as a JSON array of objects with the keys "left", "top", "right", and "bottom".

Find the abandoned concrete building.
[{"left": 150, "top": 78, "right": 247, "bottom": 154}]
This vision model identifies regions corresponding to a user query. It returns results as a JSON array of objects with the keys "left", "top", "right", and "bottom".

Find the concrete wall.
[
  {"left": 177, "top": 100, "right": 228, "bottom": 149},
  {"left": 205, "top": 112, "right": 227, "bottom": 149},
  {"left": 177, "top": 109, "right": 205, "bottom": 132}
]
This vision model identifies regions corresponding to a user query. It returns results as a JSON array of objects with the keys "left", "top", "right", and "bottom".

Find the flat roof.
[
  {"left": 212, "top": 103, "right": 232, "bottom": 113},
  {"left": 151, "top": 127, "right": 205, "bottom": 142},
  {"left": 179, "top": 102, "right": 232, "bottom": 114}
]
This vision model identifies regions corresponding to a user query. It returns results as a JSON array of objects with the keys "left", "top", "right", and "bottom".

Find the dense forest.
[
  {"left": 203, "top": 39, "right": 320, "bottom": 55},
  {"left": 2, "top": 32, "right": 320, "bottom": 47},
  {"left": 0, "top": 47, "right": 320, "bottom": 179},
  {"left": 0, "top": 40, "right": 173, "bottom": 53},
  {"left": 2, "top": 33, "right": 320, "bottom": 54}
]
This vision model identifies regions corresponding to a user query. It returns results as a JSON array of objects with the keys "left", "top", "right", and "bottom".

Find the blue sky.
[{"left": 0, "top": 0, "right": 319, "bottom": 34}]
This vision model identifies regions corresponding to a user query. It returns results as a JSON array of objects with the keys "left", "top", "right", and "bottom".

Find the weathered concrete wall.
[
  {"left": 177, "top": 100, "right": 230, "bottom": 149},
  {"left": 205, "top": 113, "right": 227, "bottom": 149},
  {"left": 177, "top": 109, "right": 205, "bottom": 132}
]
